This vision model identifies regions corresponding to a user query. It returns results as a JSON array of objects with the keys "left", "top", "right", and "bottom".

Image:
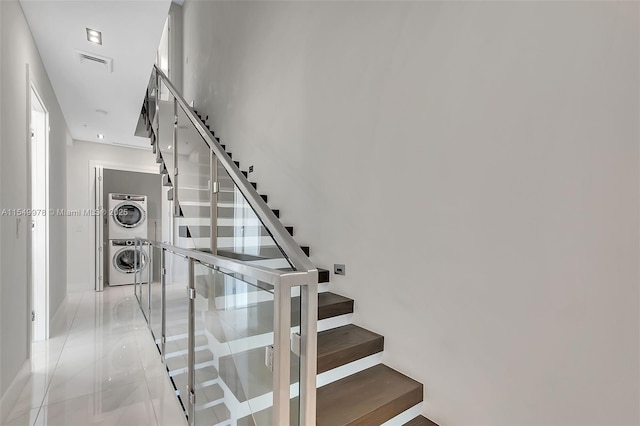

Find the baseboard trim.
[{"left": 0, "top": 359, "right": 30, "bottom": 423}]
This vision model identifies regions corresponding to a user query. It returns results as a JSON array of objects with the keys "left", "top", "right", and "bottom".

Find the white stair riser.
[{"left": 381, "top": 403, "right": 425, "bottom": 426}]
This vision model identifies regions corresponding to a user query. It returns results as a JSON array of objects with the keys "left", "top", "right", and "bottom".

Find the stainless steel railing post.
[
  {"left": 133, "top": 239, "right": 138, "bottom": 300},
  {"left": 300, "top": 270, "right": 318, "bottom": 425},
  {"left": 134, "top": 238, "right": 140, "bottom": 306},
  {"left": 155, "top": 70, "right": 160, "bottom": 139},
  {"left": 173, "top": 98, "right": 179, "bottom": 220},
  {"left": 147, "top": 242, "right": 152, "bottom": 315},
  {"left": 209, "top": 150, "right": 218, "bottom": 256},
  {"left": 161, "top": 247, "right": 166, "bottom": 363},
  {"left": 272, "top": 278, "right": 292, "bottom": 426},
  {"left": 187, "top": 257, "right": 196, "bottom": 425}
]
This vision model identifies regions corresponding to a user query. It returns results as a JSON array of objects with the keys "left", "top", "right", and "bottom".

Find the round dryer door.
[
  {"left": 113, "top": 247, "right": 147, "bottom": 274},
  {"left": 113, "top": 202, "right": 145, "bottom": 228}
]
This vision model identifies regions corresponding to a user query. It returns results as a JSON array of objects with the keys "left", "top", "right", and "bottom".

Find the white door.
[{"left": 30, "top": 85, "right": 49, "bottom": 341}]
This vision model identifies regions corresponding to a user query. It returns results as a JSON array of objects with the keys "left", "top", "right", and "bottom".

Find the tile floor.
[{"left": 3, "top": 286, "right": 186, "bottom": 426}]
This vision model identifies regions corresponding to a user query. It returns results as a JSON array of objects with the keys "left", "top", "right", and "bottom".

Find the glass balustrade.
[
  {"left": 190, "top": 262, "right": 300, "bottom": 425},
  {"left": 157, "top": 81, "right": 175, "bottom": 182},
  {"left": 136, "top": 65, "right": 316, "bottom": 426},
  {"left": 176, "top": 105, "right": 213, "bottom": 252},
  {"left": 172, "top": 103, "right": 295, "bottom": 274},
  {"left": 135, "top": 242, "right": 305, "bottom": 426},
  {"left": 162, "top": 250, "right": 190, "bottom": 416},
  {"left": 134, "top": 240, "right": 152, "bottom": 322},
  {"left": 215, "top": 160, "right": 294, "bottom": 271},
  {"left": 149, "top": 243, "right": 163, "bottom": 345}
]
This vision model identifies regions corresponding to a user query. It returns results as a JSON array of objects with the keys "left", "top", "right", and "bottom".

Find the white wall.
[
  {"left": 182, "top": 2, "right": 640, "bottom": 424},
  {"left": 66, "top": 140, "right": 159, "bottom": 292},
  {"left": 168, "top": 2, "right": 183, "bottom": 94},
  {"left": 0, "top": 0, "right": 69, "bottom": 402}
]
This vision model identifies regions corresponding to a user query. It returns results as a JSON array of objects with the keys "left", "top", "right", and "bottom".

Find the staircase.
[{"left": 140, "top": 68, "right": 437, "bottom": 426}]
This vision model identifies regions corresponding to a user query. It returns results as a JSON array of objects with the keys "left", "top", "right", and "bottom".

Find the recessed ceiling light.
[
  {"left": 86, "top": 28, "right": 102, "bottom": 45},
  {"left": 97, "top": 134, "right": 105, "bottom": 140}
]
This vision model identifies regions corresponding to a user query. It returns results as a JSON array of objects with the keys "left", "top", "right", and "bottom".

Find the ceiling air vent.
[{"left": 76, "top": 49, "right": 113, "bottom": 72}]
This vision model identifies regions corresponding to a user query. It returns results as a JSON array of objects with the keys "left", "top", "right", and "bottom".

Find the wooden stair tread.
[
  {"left": 236, "top": 364, "right": 423, "bottom": 426},
  {"left": 317, "top": 291, "right": 353, "bottom": 318},
  {"left": 404, "top": 415, "right": 440, "bottom": 426},
  {"left": 317, "top": 324, "right": 384, "bottom": 374},
  {"left": 317, "top": 364, "right": 423, "bottom": 426},
  {"left": 219, "top": 324, "right": 382, "bottom": 402}
]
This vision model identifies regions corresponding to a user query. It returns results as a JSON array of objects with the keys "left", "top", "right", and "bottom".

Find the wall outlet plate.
[
  {"left": 334, "top": 264, "right": 346, "bottom": 276},
  {"left": 249, "top": 165, "right": 254, "bottom": 173}
]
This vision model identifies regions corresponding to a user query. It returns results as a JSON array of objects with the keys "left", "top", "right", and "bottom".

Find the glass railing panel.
[
  {"left": 171, "top": 105, "right": 298, "bottom": 274},
  {"left": 175, "top": 105, "right": 212, "bottom": 252},
  {"left": 191, "top": 262, "right": 301, "bottom": 425},
  {"left": 156, "top": 99, "right": 301, "bottom": 273},
  {"left": 162, "top": 250, "right": 190, "bottom": 416},
  {"left": 157, "top": 81, "right": 175, "bottom": 179},
  {"left": 146, "top": 66, "right": 315, "bottom": 277},
  {"left": 190, "top": 262, "right": 231, "bottom": 425},
  {"left": 147, "top": 68, "right": 157, "bottom": 126},
  {"left": 215, "top": 161, "right": 294, "bottom": 274},
  {"left": 134, "top": 241, "right": 152, "bottom": 321},
  {"left": 149, "top": 243, "right": 163, "bottom": 347},
  {"left": 158, "top": 69, "right": 171, "bottom": 102}
]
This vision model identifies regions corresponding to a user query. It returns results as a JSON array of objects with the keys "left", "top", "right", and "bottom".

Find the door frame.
[
  {"left": 91, "top": 161, "right": 159, "bottom": 291},
  {"left": 27, "top": 72, "right": 50, "bottom": 342}
]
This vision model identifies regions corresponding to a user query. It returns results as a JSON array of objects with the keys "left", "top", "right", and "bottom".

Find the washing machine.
[
  {"left": 108, "top": 193, "right": 148, "bottom": 240},
  {"left": 109, "top": 240, "right": 150, "bottom": 286}
]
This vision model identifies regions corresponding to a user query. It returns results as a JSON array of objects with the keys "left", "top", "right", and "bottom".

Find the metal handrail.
[
  {"left": 153, "top": 65, "right": 316, "bottom": 276},
  {"left": 135, "top": 237, "right": 310, "bottom": 287}
]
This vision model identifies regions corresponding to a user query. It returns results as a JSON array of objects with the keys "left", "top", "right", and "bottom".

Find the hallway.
[{"left": 3, "top": 286, "right": 186, "bottom": 426}]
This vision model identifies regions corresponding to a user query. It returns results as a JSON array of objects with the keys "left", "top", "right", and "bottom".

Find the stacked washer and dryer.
[{"left": 108, "top": 193, "right": 149, "bottom": 286}]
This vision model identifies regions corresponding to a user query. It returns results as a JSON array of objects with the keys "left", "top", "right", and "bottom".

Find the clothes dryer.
[{"left": 108, "top": 193, "right": 147, "bottom": 240}]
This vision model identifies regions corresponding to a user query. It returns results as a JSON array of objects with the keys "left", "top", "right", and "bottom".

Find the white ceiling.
[{"left": 20, "top": 0, "right": 172, "bottom": 149}]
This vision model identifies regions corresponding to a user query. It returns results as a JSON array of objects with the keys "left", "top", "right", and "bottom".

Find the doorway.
[
  {"left": 93, "top": 163, "right": 165, "bottom": 291},
  {"left": 30, "top": 84, "right": 49, "bottom": 342}
]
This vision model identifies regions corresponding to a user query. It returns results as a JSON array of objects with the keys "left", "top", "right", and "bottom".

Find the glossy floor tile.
[{"left": 3, "top": 287, "right": 186, "bottom": 426}]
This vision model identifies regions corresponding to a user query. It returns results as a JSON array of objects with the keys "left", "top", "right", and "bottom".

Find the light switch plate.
[{"left": 334, "top": 264, "right": 346, "bottom": 276}]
